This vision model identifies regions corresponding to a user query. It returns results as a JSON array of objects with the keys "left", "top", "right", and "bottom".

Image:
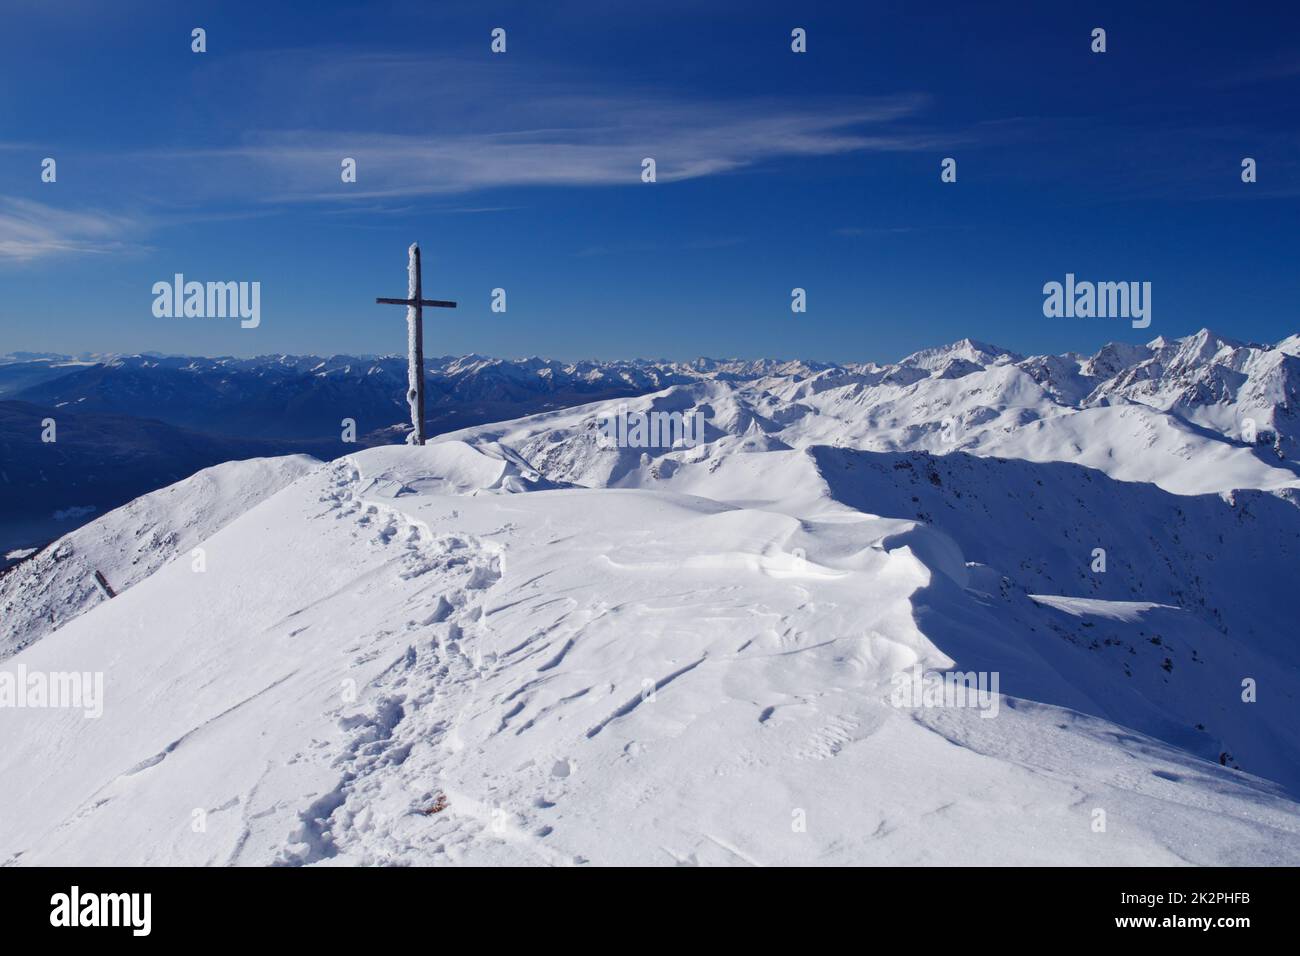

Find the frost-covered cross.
[{"left": 375, "top": 243, "right": 457, "bottom": 445}]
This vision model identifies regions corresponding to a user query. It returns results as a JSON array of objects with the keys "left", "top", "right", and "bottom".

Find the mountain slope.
[
  {"left": 2, "top": 441, "right": 1298, "bottom": 866},
  {"left": 0, "top": 400, "right": 329, "bottom": 563},
  {"left": 0, "top": 454, "right": 320, "bottom": 660}
]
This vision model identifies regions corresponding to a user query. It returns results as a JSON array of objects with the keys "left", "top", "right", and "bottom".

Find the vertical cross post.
[
  {"left": 407, "top": 243, "right": 425, "bottom": 445},
  {"left": 376, "top": 243, "right": 457, "bottom": 446}
]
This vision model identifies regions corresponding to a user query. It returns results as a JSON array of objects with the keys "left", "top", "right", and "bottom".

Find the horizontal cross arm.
[{"left": 376, "top": 297, "right": 458, "bottom": 308}]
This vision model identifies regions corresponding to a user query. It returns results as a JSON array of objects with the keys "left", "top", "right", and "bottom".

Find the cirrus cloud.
[{"left": 0, "top": 198, "right": 143, "bottom": 262}]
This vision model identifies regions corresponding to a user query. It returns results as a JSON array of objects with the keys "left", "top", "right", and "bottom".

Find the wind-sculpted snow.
[
  {"left": 808, "top": 447, "right": 1300, "bottom": 794},
  {"left": 808, "top": 447, "right": 1300, "bottom": 645},
  {"left": 2, "top": 435, "right": 1299, "bottom": 865},
  {"left": 448, "top": 403, "right": 1300, "bottom": 794},
  {"left": 356, "top": 441, "right": 570, "bottom": 497}
]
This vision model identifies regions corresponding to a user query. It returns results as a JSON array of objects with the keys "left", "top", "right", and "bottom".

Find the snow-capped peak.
[{"left": 899, "top": 337, "right": 1022, "bottom": 371}]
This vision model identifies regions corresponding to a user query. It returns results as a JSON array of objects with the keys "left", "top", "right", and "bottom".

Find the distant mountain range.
[
  {"left": 0, "top": 352, "right": 727, "bottom": 439},
  {"left": 0, "top": 352, "right": 739, "bottom": 557},
  {"left": 3, "top": 330, "right": 1297, "bottom": 559},
  {"left": 426, "top": 329, "right": 1300, "bottom": 497}
]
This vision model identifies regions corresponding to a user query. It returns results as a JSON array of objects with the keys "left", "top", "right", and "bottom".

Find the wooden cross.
[{"left": 375, "top": 243, "right": 456, "bottom": 445}]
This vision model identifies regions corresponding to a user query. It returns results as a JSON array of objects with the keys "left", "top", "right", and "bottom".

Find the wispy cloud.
[
  {"left": 145, "top": 95, "right": 943, "bottom": 201},
  {"left": 114, "top": 51, "right": 944, "bottom": 202},
  {"left": 0, "top": 198, "right": 142, "bottom": 261},
  {"left": 0, "top": 53, "right": 949, "bottom": 257}
]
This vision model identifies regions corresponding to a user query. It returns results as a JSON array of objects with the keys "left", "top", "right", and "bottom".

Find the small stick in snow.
[{"left": 93, "top": 570, "right": 117, "bottom": 599}]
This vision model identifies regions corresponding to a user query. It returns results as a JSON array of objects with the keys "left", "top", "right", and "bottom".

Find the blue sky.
[{"left": 1, "top": 0, "right": 1298, "bottom": 363}]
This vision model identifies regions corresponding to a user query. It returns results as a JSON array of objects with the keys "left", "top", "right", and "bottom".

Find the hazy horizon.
[{"left": 5, "top": 323, "right": 1297, "bottom": 370}]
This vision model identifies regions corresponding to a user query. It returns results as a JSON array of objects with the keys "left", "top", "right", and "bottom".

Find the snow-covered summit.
[
  {"left": 3, "top": 431, "right": 1300, "bottom": 864},
  {"left": 898, "top": 337, "right": 1022, "bottom": 372}
]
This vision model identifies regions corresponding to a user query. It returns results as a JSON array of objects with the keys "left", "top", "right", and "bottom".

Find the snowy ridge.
[{"left": 443, "top": 329, "right": 1300, "bottom": 497}]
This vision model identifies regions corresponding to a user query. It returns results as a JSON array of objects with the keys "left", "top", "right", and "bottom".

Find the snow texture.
[{"left": 2, "top": 331, "right": 1299, "bottom": 866}]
